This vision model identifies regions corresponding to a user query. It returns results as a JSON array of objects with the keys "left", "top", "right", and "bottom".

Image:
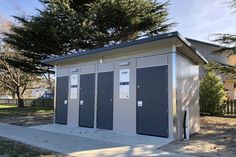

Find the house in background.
[
  {"left": 0, "top": 95, "right": 13, "bottom": 99},
  {"left": 187, "top": 38, "right": 236, "bottom": 100},
  {"left": 23, "top": 77, "right": 55, "bottom": 99},
  {"left": 31, "top": 87, "right": 51, "bottom": 98}
]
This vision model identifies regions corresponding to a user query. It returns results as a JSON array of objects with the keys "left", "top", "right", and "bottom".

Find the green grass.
[
  {"left": 0, "top": 137, "right": 58, "bottom": 157},
  {"left": 0, "top": 104, "right": 16, "bottom": 109},
  {"left": 0, "top": 104, "right": 53, "bottom": 119}
]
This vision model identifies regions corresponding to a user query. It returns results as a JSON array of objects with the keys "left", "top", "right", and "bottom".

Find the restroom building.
[{"left": 43, "top": 31, "right": 207, "bottom": 139}]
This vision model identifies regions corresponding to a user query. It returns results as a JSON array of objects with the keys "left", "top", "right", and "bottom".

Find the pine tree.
[
  {"left": 3, "top": 0, "right": 174, "bottom": 73},
  {"left": 208, "top": 0, "right": 236, "bottom": 76},
  {"left": 200, "top": 70, "right": 226, "bottom": 115}
]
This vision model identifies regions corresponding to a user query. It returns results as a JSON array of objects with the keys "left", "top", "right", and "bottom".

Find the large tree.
[
  {"left": 0, "top": 44, "right": 38, "bottom": 107},
  {"left": 3, "top": 0, "right": 174, "bottom": 73}
]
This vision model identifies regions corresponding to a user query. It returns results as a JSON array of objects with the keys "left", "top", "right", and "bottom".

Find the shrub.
[{"left": 200, "top": 71, "right": 226, "bottom": 115}]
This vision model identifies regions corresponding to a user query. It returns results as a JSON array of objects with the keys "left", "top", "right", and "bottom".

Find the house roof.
[
  {"left": 186, "top": 38, "right": 221, "bottom": 48},
  {"left": 42, "top": 31, "right": 208, "bottom": 65}
]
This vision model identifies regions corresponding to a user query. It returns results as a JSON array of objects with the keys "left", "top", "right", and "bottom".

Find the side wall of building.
[{"left": 176, "top": 53, "right": 200, "bottom": 139}]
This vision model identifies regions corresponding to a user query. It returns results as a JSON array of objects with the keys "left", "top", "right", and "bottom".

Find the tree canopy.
[
  {"left": 213, "top": 34, "right": 236, "bottom": 56},
  {"left": 0, "top": 44, "right": 38, "bottom": 107},
  {"left": 3, "top": 0, "right": 174, "bottom": 73},
  {"left": 204, "top": 60, "right": 236, "bottom": 79},
  {"left": 209, "top": 0, "right": 236, "bottom": 76}
]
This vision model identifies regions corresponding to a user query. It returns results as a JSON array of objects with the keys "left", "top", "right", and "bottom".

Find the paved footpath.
[{"left": 0, "top": 123, "right": 195, "bottom": 157}]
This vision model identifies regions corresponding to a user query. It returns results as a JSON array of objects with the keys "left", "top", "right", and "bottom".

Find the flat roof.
[{"left": 42, "top": 31, "right": 208, "bottom": 65}]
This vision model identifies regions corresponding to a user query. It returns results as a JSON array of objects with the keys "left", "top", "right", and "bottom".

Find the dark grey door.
[
  {"left": 136, "top": 65, "right": 168, "bottom": 137},
  {"left": 55, "top": 76, "right": 68, "bottom": 124},
  {"left": 97, "top": 72, "right": 114, "bottom": 130},
  {"left": 79, "top": 73, "right": 95, "bottom": 128}
]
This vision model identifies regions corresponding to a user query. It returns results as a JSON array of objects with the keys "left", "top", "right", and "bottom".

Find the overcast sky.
[{"left": 0, "top": 0, "right": 235, "bottom": 43}]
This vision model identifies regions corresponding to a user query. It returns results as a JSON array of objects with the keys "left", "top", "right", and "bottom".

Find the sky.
[{"left": 0, "top": 0, "right": 235, "bottom": 43}]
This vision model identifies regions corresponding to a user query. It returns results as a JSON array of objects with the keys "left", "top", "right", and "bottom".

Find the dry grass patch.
[
  {"left": 0, "top": 104, "right": 54, "bottom": 126},
  {"left": 0, "top": 136, "right": 66, "bottom": 157},
  {"left": 160, "top": 116, "right": 236, "bottom": 157}
]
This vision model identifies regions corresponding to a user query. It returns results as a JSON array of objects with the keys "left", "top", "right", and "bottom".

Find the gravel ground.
[{"left": 160, "top": 116, "right": 236, "bottom": 157}]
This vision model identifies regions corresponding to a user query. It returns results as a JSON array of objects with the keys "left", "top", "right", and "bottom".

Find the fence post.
[
  {"left": 234, "top": 100, "right": 236, "bottom": 115},
  {"left": 230, "top": 100, "right": 233, "bottom": 115},
  {"left": 227, "top": 100, "right": 230, "bottom": 115}
]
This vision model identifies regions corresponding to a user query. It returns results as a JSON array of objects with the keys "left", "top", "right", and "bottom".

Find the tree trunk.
[
  {"left": 16, "top": 86, "right": 24, "bottom": 108},
  {"left": 44, "top": 72, "right": 54, "bottom": 92},
  {"left": 17, "top": 99, "right": 24, "bottom": 108},
  {"left": 11, "top": 92, "right": 15, "bottom": 99}
]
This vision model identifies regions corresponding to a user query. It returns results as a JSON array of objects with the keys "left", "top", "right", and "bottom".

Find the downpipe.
[{"left": 182, "top": 106, "right": 190, "bottom": 140}]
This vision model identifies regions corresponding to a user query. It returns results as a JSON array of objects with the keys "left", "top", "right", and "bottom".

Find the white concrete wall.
[
  {"left": 113, "top": 59, "right": 137, "bottom": 134},
  {"left": 176, "top": 53, "right": 200, "bottom": 139},
  {"left": 67, "top": 69, "right": 80, "bottom": 126}
]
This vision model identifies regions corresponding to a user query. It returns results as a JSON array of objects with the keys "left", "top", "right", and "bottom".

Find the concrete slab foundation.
[
  {"left": 0, "top": 123, "right": 195, "bottom": 157},
  {"left": 31, "top": 124, "right": 173, "bottom": 147}
]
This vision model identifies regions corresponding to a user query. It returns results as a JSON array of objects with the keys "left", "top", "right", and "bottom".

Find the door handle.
[
  {"left": 80, "top": 100, "right": 84, "bottom": 105},
  {"left": 137, "top": 101, "right": 143, "bottom": 107},
  {"left": 109, "top": 99, "right": 113, "bottom": 102},
  {"left": 64, "top": 100, "right": 68, "bottom": 105}
]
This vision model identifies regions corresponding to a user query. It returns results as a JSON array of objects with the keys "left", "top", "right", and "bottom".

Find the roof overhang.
[{"left": 42, "top": 31, "right": 208, "bottom": 65}]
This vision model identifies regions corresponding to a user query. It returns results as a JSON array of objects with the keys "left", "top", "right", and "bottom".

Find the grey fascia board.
[{"left": 42, "top": 31, "right": 207, "bottom": 64}]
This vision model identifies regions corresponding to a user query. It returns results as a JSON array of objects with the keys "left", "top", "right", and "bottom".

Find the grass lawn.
[
  {"left": 0, "top": 104, "right": 53, "bottom": 119},
  {"left": 0, "top": 104, "right": 54, "bottom": 127}
]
